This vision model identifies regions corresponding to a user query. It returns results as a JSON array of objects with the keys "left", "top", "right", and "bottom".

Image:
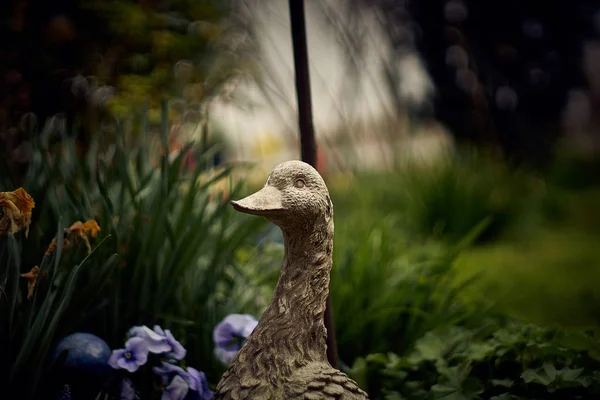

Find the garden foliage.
[
  {"left": 331, "top": 149, "right": 541, "bottom": 245},
  {"left": 0, "top": 106, "right": 266, "bottom": 399},
  {"left": 325, "top": 149, "right": 600, "bottom": 398},
  {"left": 350, "top": 321, "right": 600, "bottom": 399},
  {"left": 1, "top": 99, "right": 599, "bottom": 400}
]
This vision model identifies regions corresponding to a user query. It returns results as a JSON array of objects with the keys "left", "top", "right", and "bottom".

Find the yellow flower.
[{"left": 0, "top": 187, "right": 35, "bottom": 237}]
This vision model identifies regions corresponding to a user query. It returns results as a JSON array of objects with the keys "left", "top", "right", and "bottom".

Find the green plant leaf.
[
  {"left": 490, "top": 379, "right": 514, "bottom": 388},
  {"left": 431, "top": 363, "right": 483, "bottom": 400},
  {"left": 522, "top": 367, "right": 553, "bottom": 387},
  {"left": 5, "top": 235, "right": 20, "bottom": 339},
  {"left": 489, "top": 394, "right": 523, "bottom": 400}
]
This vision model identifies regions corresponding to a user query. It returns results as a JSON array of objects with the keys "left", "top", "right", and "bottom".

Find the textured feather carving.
[
  {"left": 215, "top": 161, "right": 369, "bottom": 400},
  {"left": 298, "top": 363, "right": 369, "bottom": 399},
  {"left": 216, "top": 364, "right": 367, "bottom": 400}
]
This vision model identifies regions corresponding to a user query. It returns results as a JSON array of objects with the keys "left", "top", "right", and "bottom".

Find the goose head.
[{"left": 231, "top": 160, "right": 333, "bottom": 230}]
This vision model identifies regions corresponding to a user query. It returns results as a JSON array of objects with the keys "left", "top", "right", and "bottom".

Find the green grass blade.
[{"left": 6, "top": 235, "right": 20, "bottom": 340}]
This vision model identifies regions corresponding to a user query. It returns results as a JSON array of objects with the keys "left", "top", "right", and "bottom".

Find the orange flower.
[
  {"left": 65, "top": 219, "right": 101, "bottom": 253},
  {"left": 81, "top": 220, "right": 101, "bottom": 238},
  {"left": 20, "top": 265, "right": 46, "bottom": 300},
  {"left": 0, "top": 187, "right": 35, "bottom": 237},
  {"left": 45, "top": 219, "right": 101, "bottom": 255},
  {"left": 45, "top": 237, "right": 70, "bottom": 256}
]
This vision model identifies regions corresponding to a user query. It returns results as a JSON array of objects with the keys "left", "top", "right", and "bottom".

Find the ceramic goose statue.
[{"left": 215, "top": 161, "right": 369, "bottom": 400}]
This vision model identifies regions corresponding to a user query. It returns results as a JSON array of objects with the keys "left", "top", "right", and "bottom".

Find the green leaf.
[
  {"left": 432, "top": 363, "right": 483, "bottom": 400},
  {"left": 490, "top": 379, "right": 514, "bottom": 388},
  {"left": 559, "top": 366, "right": 583, "bottom": 381},
  {"left": 349, "top": 357, "right": 368, "bottom": 390},
  {"left": 49, "top": 217, "right": 66, "bottom": 284},
  {"left": 542, "top": 362, "right": 557, "bottom": 381},
  {"left": 520, "top": 363, "right": 591, "bottom": 392},
  {"left": 468, "top": 342, "right": 496, "bottom": 361},
  {"left": 555, "top": 366, "right": 591, "bottom": 389},
  {"left": 384, "top": 393, "right": 405, "bottom": 400},
  {"left": 489, "top": 394, "right": 523, "bottom": 400},
  {"left": 5, "top": 235, "right": 20, "bottom": 339},
  {"left": 521, "top": 368, "right": 554, "bottom": 387},
  {"left": 365, "top": 353, "right": 389, "bottom": 365},
  {"left": 27, "top": 235, "right": 112, "bottom": 391},
  {"left": 409, "top": 331, "right": 449, "bottom": 363},
  {"left": 431, "top": 383, "right": 471, "bottom": 400},
  {"left": 12, "top": 291, "right": 57, "bottom": 377}
]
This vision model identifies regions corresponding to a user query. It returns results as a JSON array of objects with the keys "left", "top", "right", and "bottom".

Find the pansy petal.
[
  {"left": 224, "top": 314, "right": 256, "bottom": 333},
  {"left": 186, "top": 366, "right": 212, "bottom": 399},
  {"left": 186, "top": 367, "right": 201, "bottom": 392},
  {"left": 153, "top": 325, "right": 166, "bottom": 336},
  {"left": 154, "top": 361, "right": 186, "bottom": 377},
  {"left": 116, "top": 358, "right": 128, "bottom": 369},
  {"left": 121, "top": 378, "right": 136, "bottom": 400},
  {"left": 126, "top": 337, "right": 148, "bottom": 356},
  {"left": 127, "top": 326, "right": 145, "bottom": 338},
  {"left": 122, "top": 337, "right": 148, "bottom": 368},
  {"left": 222, "top": 341, "right": 242, "bottom": 352},
  {"left": 214, "top": 347, "right": 238, "bottom": 365},
  {"left": 153, "top": 361, "right": 188, "bottom": 386},
  {"left": 213, "top": 314, "right": 258, "bottom": 345},
  {"left": 195, "top": 369, "right": 214, "bottom": 400},
  {"left": 212, "top": 314, "right": 258, "bottom": 367},
  {"left": 138, "top": 326, "right": 165, "bottom": 342},
  {"left": 135, "top": 349, "right": 148, "bottom": 366},
  {"left": 213, "top": 321, "right": 235, "bottom": 346},
  {"left": 165, "top": 330, "right": 186, "bottom": 360},
  {"left": 128, "top": 325, "right": 171, "bottom": 353},
  {"left": 152, "top": 363, "right": 174, "bottom": 385},
  {"left": 108, "top": 349, "right": 126, "bottom": 369},
  {"left": 241, "top": 319, "right": 258, "bottom": 338},
  {"left": 162, "top": 375, "right": 189, "bottom": 400},
  {"left": 118, "top": 358, "right": 140, "bottom": 373}
]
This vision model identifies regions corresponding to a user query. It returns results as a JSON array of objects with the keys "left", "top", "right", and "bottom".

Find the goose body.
[{"left": 215, "top": 161, "right": 368, "bottom": 400}]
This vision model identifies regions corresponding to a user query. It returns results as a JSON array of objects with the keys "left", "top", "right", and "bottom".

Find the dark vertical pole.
[
  {"left": 289, "top": 0, "right": 317, "bottom": 166},
  {"left": 288, "top": 0, "right": 339, "bottom": 369}
]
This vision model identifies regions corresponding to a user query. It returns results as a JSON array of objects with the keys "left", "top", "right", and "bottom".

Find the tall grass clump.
[
  {"left": 333, "top": 149, "right": 542, "bottom": 245},
  {"left": 329, "top": 211, "right": 493, "bottom": 367},
  {"left": 325, "top": 148, "right": 600, "bottom": 399},
  {"left": 0, "top": 105, "right": 267, "bottom": 398},
  {"left": 0, "top": 211, "right": 117, "bottom": 399},
  {"left": 322, "top": 151, "right": 532, "bottom": 365}
]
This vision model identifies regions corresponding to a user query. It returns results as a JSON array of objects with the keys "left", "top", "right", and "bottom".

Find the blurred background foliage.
[
  {"left": 0, "top": 0, "right": 254, "bottom": 184},
  {"left": 1, "top": 0, "right": 600, "bottom": 399}
]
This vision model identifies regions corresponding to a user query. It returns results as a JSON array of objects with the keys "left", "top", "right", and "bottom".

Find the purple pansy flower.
[
  {"left": 128, "top": 325, "right": 172, "bottom": 354},
  {"left": 162, "top": 375, "right": 189, "bottom": 400},
  {"left": 128, "top": 325, "right": 186, "bottom": 359},
  {"left": 153, "top": 325, "right": 187, "bottom": 360},
  {"left": 153, "top": 362, "right": 214, "bottom": 400},
  {"left": 213, "top": 314, "right": 258, "bottom": 365},
  {"left": 153, "top": 362, "right": 188, "bottom": 385},
  {"left": 121, "top": 378, "right": 136, "bottom": 400},
  {"left": 186, "top": 367, "right": 214, "bottom": 400},
  {"left": 108, "top": 337, "right": 149, "bottom": 372}
]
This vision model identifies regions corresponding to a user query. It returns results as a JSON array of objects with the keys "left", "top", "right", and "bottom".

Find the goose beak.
[{"left": 231, "top": 185, "right": 284, "bottom": 216}]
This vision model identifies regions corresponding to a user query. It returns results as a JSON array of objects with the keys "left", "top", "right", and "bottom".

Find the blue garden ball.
[{"left": 52, "top": 333, "right": 112, "bottom": 386}]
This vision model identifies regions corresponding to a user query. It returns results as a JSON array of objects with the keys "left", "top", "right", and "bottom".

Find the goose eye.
[{"left": 294, "top": 179, "right": 306, "bottom": 188}]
